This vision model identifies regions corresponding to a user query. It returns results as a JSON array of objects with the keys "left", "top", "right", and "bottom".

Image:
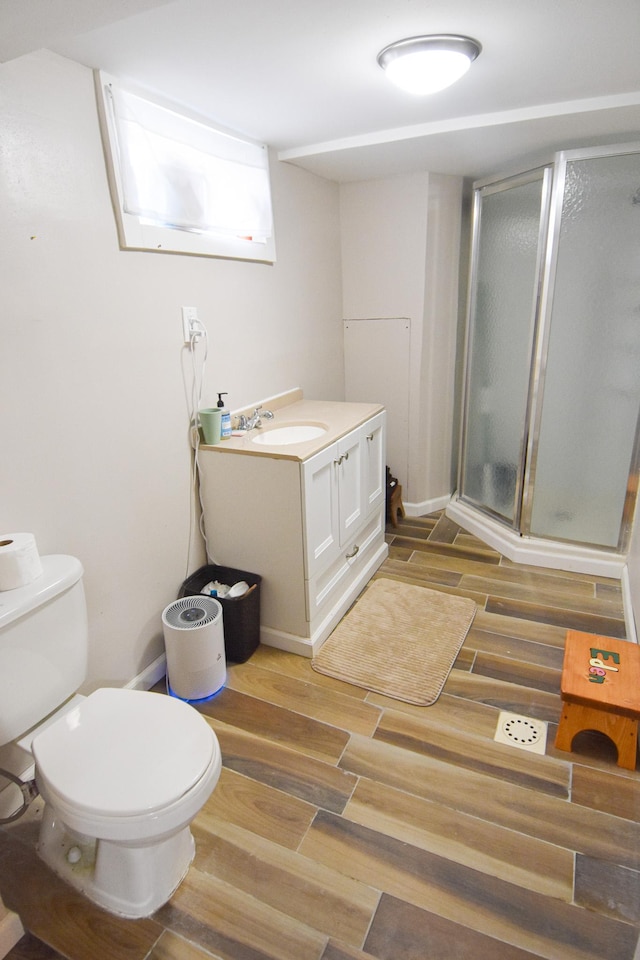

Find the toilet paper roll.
[{"left": 0, "top": 533, "right": 43, "bottom": 590}]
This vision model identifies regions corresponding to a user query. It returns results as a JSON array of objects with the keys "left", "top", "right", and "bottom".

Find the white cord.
[{"left": 185, "top": 321, "right": 214, "bottom": 576}]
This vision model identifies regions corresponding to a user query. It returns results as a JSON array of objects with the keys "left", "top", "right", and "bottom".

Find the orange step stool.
[{"left": 555, "top": 630, "right": 640, "bottom": 770}]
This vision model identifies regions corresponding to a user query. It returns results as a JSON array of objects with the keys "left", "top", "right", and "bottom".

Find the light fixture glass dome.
[{"left": 377, "top": 35, "right": 481, "bottom": 95}]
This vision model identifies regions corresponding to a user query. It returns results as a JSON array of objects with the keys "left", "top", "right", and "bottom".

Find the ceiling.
[{"left": 2, "top": 0, "right": 640, "bottom": 182}]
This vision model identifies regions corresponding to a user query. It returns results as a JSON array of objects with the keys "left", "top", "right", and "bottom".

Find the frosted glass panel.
[
  {"left": 461, "top": 177, "right": 545, "bottom": 523},
  {"left": 530, "top": 153, "right": 640, "bottom": 547}
]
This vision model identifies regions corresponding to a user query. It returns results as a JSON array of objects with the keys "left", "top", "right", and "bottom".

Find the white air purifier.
[{"left": 162, "top": 596, "right": 226, "bottom": 700}]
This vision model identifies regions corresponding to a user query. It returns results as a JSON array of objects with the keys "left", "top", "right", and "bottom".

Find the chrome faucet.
[{"left": 237, "top": 406, "right": 274, "bottom": 431}]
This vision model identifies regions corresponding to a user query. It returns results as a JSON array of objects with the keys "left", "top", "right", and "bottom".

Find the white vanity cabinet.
[
  {"left": 198, "top": 408, "right": 387, "bottom": 656},
  {"left": 303, "top": 412, "right": 385, "bottom": 577}
]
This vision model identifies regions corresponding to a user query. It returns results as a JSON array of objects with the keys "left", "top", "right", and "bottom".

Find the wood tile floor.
[{"left": 2, "top": 512, "right": 640, "bottom": 960}]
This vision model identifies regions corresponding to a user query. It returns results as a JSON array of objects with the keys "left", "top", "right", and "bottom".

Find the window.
[{"left": 95, "top": 71, "right": 276, "bottom": 263}]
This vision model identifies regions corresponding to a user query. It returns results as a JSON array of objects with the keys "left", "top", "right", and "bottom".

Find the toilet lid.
[{"left": 32, "top": 688, "right": 216, "bottom": 818}]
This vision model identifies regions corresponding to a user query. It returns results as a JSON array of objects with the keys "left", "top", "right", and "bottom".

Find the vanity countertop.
[{"left": 200, "top": 390, "right": 384, "bottom": 462}]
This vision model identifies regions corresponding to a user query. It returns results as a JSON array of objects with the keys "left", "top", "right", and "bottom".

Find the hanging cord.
[{"left": 184, "top": 321, "right": 215, "bottom": 578}]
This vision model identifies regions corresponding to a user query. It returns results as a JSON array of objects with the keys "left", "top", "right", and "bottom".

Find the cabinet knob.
[
  {"left": 345, "top": 544, "right": 360, "bottom": 559},
  {"left": 366, "top": 433, "right": 374, "bottom": 441}
]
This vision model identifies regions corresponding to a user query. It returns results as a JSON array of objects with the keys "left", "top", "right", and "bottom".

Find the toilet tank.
[{"left": 0, "top": 555, "right": 88, "bottom": 746}]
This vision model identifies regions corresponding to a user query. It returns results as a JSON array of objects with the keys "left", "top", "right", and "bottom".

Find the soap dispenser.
[{"left": 217, "top": 392, "right": 232, "bottom": 439}]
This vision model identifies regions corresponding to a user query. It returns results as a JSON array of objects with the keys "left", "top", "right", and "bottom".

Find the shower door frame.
[
  {"left": 458, "top": 163, "right": 554, "bottom": 533},
  {"left": 457, "top": 141, "right": 640, "bottom": 556},
  {"left": 522, "top": 143, "right": 640, "bottom": 553}
]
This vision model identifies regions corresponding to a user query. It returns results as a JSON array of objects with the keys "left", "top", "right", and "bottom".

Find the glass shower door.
[
  {"left": 460, "top": 170, "right": 550, "bottom": 525},
  {"left": 526, "top": 148, "right": 640, "bottom": 549}
]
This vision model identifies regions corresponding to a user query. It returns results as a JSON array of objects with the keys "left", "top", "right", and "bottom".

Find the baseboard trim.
[
  {"left": 124, "top": 653, "right": 167, "bottom": 691},
  {"left": 403, "top": 495, "right": 451, "bottom": 518},
  {"left": 621, "top": 565, "right": 638, "bottom": 644}
]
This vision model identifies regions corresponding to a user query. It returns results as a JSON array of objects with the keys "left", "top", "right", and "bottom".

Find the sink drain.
[{"left": 494, "top": 711, "right": 548, "bottom": 755}]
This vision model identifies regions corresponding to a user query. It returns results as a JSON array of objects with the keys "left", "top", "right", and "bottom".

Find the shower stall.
[{"left": 448, "top": 142, "right": 640, "bottom": 578}]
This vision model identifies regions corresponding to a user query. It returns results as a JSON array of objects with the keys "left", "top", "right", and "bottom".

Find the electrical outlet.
[{"left": 182, "top": 306, "right": 202, "bottom": 343}]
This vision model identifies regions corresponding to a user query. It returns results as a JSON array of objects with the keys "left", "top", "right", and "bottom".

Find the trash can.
[
  {"left": 162, "top": 595, "right": 226, "bottom": 700},
  {"left": 179, "top": 564, "right": 261, "bottom": 663}
]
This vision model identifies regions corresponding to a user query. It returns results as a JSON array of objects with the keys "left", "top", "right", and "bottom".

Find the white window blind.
[{"left": 96, "top": 72, "right": 276, "bottom": 262}]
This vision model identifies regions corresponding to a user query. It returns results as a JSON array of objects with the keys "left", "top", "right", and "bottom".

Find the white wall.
[
  {"left": 340, "top": 172, "right": 462, "bottom": 509},
  {"left": 1, "top": 51, "right": 344, "bottom": 687}
]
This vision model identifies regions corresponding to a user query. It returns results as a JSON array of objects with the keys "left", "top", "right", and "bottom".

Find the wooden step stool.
[
  {"left": 388, "top": 483, "right": 405, "bottom": 528},
  {"left": 555, "top": 629, "right": 640, "bottom": 770}
]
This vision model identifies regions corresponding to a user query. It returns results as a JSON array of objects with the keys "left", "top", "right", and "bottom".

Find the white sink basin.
[{"left": 252, "top": 424, "right": 327, "bottom": 446}]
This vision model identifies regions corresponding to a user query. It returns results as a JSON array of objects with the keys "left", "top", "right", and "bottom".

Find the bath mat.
[{"left": 311, "top": 578, "right": 476, "bottom": 705}]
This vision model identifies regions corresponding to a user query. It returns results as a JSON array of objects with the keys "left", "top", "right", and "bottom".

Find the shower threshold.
[{"left": 446, "top": 494, "right": 626, "bottom": 581}]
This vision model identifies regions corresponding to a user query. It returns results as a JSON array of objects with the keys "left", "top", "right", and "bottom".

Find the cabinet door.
[
  {"left": 302, "top": 443, "right": 340, "bottom": 578},
  {"left": 337, "top": 427, "right": 363, "bottom": 546},
  {"left": 362, "top": 411, "right": 386, "bottom": 517}
]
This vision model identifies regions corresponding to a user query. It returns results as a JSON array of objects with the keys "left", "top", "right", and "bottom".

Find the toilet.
[{"left": 0, "top": 554, "right": 221, "bottom": 918}]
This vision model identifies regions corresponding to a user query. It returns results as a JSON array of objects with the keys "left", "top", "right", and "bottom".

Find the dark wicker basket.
[{"left": 179, "top": 564, "right": 261, "bottom": 663}]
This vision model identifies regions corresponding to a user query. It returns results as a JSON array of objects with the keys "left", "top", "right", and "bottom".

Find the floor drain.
[{"left": 494, "top": 711, "right": 548, "bottom": 755}]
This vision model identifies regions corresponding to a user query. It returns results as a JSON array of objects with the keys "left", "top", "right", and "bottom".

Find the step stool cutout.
[{"left": 494, "top": 711, "right": 548, "bottom": 755}]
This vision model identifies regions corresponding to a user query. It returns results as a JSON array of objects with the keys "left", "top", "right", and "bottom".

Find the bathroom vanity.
[{"left": 198, "top": 390, "right": 388, "bottom": 656}]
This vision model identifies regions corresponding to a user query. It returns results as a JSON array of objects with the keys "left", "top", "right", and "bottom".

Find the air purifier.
[{"left": 161, "top": 596, "right": 226, "bottom": 700}]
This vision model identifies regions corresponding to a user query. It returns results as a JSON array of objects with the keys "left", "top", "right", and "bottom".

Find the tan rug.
[{"left": 312, "top": 578, "right": 476, "bottom": 705}]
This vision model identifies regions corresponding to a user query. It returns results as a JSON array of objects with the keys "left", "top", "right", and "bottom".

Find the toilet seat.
[{"left": 33, "top": 688, "right": 217, "bottom": 820}]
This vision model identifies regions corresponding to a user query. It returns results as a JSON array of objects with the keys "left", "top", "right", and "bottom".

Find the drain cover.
[{"left": 494, "top": 711, "right": 548, "bottom": 755}]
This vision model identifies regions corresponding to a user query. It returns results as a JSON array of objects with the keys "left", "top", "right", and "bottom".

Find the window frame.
[{"left": 94, "top": 70, "right": 276, "bottom": 264}]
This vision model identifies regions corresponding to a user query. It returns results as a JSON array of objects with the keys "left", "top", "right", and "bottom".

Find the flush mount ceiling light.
[{"left": 377, "top": 34, "right": 481, "bottom": 95}]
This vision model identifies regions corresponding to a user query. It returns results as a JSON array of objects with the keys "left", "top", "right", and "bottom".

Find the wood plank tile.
[
  {"left": 195, "top": 766, "right": 317, "bottom": 850},
  {"left": 158, "top": 867, "right": 327, "bottom": 960},
  {"left": 427, "top": 514, "right": 461, "bottom": 543},
  {"left": 371, "top": 569, "right": 488, "bottom": 608},
  {"left": 373, "top": 705, "right": 569, "bottom": 797},
  {"left": 442, "top": 666, "right": 563, "bottom": 723},
  {"left": 320, "top": 942, "right": 377, "bottom": 960},
  {"left": 344, "top": 777, "right": 573, "bottom": 900},
  {"left": 485, "top": 595, "right": 627, "bottom": 638},
  {"left": 596, "top": 580, "right": 624, "bottom": 602},
  {"left": 390, "top": 517, "right": 438, "bottom": 540},
  {"left": 409, "top": 549, "right": 603, "bottom": 587},
  {"left": 340, "top": 734, "right": 640, "bottom": 870},
  {"left": 574, "top": 855, "right": 640, "bottom": 924},
  {"left": 471, "top": 651, "right": 561, "bottom": 695},
  {"left": 366, "top": 688, "right": 501, "bottom": 740},
  {"left": 375, "top": 557, "right": 462, "bottom": 588},
  {"left": 0, "top": 828, "right": 162, "bottom": 960},
  {"left": 301, "top": 811, "right": 638, "bottom": 960},
  {"left": 251, "top": 645, "right": 370, "bottom": 699},
  {"left": 5, "top": 934, "right": 67, "bottom": 960},
  {"left": 210, "top": 720, "right": 357, "bottom": 813},
  {"left": 460, "top": 574, "right": 619, "bottom": 617},
  {"left": 464, "top": 627, "right": 566, "bottom": 670},
  {"left": 364, "top": 894, "right": 544, "bottom": 960},
  {"left": 224, "top": 663, "right": 382, "bottom": 737},
  {"left": 571, "top": 764, "right": 640, "bottom": 822},
  {"left": 383, "top": 543, "right": 413, "bottom": 561},
  {"left": 385, "top": 536, "right": 501, "bottom": 565},
  {"left": 196, "top": 687, "right": 349, "bottom": 764},
  {"left": 147, "top": 930, "right": 223, "bottom": 960},
  {"left": 470, "top": 609, "right": 569, "bottom": 647},
  {"left": 191, "top": 818, "right": 379, "bottom": 946}
]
